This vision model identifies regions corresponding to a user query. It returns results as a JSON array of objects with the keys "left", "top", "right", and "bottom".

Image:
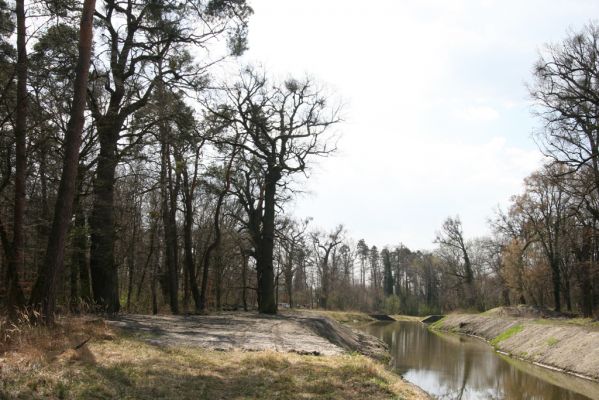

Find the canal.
[{"left": 360, "top": 321, "right": 599, "bottom": 399}]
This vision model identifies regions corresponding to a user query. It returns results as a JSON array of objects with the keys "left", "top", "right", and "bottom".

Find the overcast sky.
[{"left": 237, "top": 0, "right": 599, "bottom": 250}]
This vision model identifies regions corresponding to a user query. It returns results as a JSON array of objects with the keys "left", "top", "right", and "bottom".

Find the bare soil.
[
  {"left": 435, "top": 311, "right": 599, "bottom": 381},
  {"left": 107, "top": 311, "right": 389, "bottom": 360},
  {"left": 0, "top": 315, "right": 431, "bottom": 399},
  {"left": 484, "top": 304, "right": 571, "bottom": 319}
]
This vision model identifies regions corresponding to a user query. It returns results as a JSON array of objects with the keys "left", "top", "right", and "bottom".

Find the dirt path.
[{"left": 106, "top": 312, "right": 388, "bottom": 359}]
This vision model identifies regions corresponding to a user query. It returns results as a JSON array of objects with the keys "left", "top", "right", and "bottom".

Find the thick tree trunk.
[
  {"left": 89, "top": 121, "right": 120, "bottom": 313},
  {"left": 30, "top": 0, "right": 96, "bottom": 323},
  {"left": 256, "top": 168, "right": 279, "bottom": 314},
  {"left": 463, "top": 250, "right": 476, "bottom": 308}
]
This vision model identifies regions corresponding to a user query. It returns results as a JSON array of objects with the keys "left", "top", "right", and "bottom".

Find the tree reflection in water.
[{"left": 361, "top": 321, "right": 599, "bottom": 400}]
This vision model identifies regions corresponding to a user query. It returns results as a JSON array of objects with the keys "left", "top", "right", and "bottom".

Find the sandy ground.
[
  {"left": 435, "top": 313, "right": 599, "bottom": 381},
  {"left": 106, "top": 312, "right": 389, "bottom": 359}
]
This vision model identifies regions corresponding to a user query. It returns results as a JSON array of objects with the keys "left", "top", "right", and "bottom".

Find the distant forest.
[{"left": 1, "top": 1, "right": 598, "bottom": 323}]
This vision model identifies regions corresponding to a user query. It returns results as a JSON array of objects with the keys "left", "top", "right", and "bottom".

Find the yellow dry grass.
[
  {"left": 0, "top": 315, "right": 427, "bottom": 400},
  {"left": 297, "top": 309, "right": 376, "bottom": 325}
]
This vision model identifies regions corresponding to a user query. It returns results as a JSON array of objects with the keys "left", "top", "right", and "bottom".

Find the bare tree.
[
  {"left": 435, "top": 216, "right": 475, "bottom": 308},
  {"left": 312, "top": 225, "right": 344, "bottom": 310},
  {"left": 530, "top": 23, "right": 599, "bottom": 217},
  {"left": 209, "top": 68, "right": 340, "bottom": 313}
]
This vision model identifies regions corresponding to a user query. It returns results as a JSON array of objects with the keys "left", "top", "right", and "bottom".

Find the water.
[{"left": 360, "top": 321, "right": 599, "bottom": 400}]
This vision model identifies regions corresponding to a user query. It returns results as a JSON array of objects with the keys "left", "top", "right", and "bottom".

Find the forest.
[{"left": 1, "top": 0, "right": 599, "bottom": 327}]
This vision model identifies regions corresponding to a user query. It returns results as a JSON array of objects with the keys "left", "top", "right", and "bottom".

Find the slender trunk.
[
  {"left": 126, "top": 204, "right": 138, "bottom": 311},
  {"left": 578, "top": 227, "right": 593, "bottom": 317},
  {"left": 551, "top": 258, "right": 561, "bottom": 312},
  {"left": 564, "top": 273, "right": 572, "bottom": 312},
  {"left": 151, "top": 258, "right": 159, "bottom": 315},
  {"left": 136, "top": 219, "right": 157, "bottom": 301},
  {"left": 69, "top": 251, "right": 78, "bottom": 312},
  {"left": 199, "top": 143, "right": 239, "bottom": 311},
  {"left": 160, "top": 137, "right": 179, "bottom": 314},
  {"left": 214, "top": 251, "right": 222, "bottom": 310},
  {"left": 181, "top": 167, "right": 200, "bottom": 312},
  {"left": 6, "top": 0, "right": 27, "bottom": 321},
  {"left": 580, "top": 261, "right": 593, "bottom": 318},
  {"left": 74, "top": 204, "right": 91, "bottom": 304},
  {"left": 241, "top": 250, "right": 248, "bottom": 311}
]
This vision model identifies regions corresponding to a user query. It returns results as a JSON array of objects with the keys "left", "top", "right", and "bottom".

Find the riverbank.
[
  {"left": 0, "top": 313, "right": 429, "bottom": 399},
  {"left": 429, "top": 309, "right": 599, "bottom": 382}
]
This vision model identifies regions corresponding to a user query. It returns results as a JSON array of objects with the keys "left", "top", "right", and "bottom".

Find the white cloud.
[
  {"left": 242, "top": 0, "right": 596, "bottom": 249},
  {"left": 452, "top": 106, "right": 500, "bottom": 122}
]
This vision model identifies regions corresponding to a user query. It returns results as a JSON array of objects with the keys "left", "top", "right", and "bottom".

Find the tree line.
[{"left": 0, "top": 1, "right": 598, "bottom": 323}]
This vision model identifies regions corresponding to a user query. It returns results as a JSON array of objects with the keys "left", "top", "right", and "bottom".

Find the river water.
[{"left": 360, "top": 321, "right": 599, "bottom": 400}]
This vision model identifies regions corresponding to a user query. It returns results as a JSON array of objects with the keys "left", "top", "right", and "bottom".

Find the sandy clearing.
[{"left": 106, "top": 311, "right": 389, "bottom": 359}]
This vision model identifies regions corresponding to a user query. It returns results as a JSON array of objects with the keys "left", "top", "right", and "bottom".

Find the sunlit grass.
[
  {"left": 297, "top": 309, "right": 376, "bottom": 325},
  {"left": 0, "top": 316, "right": 427, "bottom": 400},
  {"left": 490, "top": 324, "right": 524, "bottom": 347}
]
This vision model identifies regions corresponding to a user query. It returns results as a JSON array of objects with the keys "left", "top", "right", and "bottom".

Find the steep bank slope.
[{"left": 431, "top": 313, "right": 599, "bottom": 381}]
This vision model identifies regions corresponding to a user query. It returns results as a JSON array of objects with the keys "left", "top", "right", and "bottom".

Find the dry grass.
[
  {"left": 0, "top": 315, "right": 427, "bottom": 400},
  {"left": 297, "top": 310, "right": 376, "bottom": 325},
  {"left": 389, "top": 315, "right": 422, "bottom": 322}
]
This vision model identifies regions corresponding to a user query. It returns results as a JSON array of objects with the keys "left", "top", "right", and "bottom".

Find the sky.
[{"left": 236, "top": 0, "right": 599, "bottom": 250}]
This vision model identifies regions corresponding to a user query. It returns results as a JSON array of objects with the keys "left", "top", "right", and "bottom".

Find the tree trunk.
[
  {"left": 89, "top": 120, "right": 120, "bottom": 314},
  {"left": 29, "top": 0, "right": 97, "bottom": 323},
  {"left": 181, "top": 168, "right": 201, "bottom": 312},
  {"left": 6, "top": 0, "right": 28, "bottom": 321},
  {"left": 74, "top": 204, "right": 91, "bottom": 304},
  {"left": 241, "top": 250, "right": 248, "bottom": 311},
  {"left": 551, "top": 259, "right": 561, "bottom": 312},
  {"left": 199, "top": 146, "right": 239, "bottom": 311},
  {"left": 160, "top": 138, "right": 179, "bottom": 314},
  {"left": 256, "top": 168, "right": 279, "bottom": 314},
  {"left": 126, "top": 205, "right": 138, "bottom": 311}
]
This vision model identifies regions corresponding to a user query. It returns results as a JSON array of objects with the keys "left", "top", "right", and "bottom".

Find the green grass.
[
  {"left": 546, "top": 337, "right": 559, "bottom": 347},
  {"left": 428, "top": 317, "right": 446, "bottom": 330},
  {"left": 490, "top": 324, "right": 524, "bottom": 347}
]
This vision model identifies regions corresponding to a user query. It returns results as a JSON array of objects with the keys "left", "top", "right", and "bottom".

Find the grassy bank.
[
  {"left": 297, "top": 309, "right": 422, "bottom": 325},
  {"left": 0, "top": 316, "right": 427, "bottom": 399},
  {"left": 297, "top": 309, "right": 376, "bottom": 325},
  {"left": 429, "top": 313, "right": 599, "bottom": 381}
]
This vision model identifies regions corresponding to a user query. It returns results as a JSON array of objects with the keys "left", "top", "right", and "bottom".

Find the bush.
[{"left": 382, "top": 295, "right": 402, "bottom": 314}]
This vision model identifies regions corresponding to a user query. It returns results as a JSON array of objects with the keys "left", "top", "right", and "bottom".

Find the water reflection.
[{"left": 361, "top": 321, "right": 599, "bottom": 400}]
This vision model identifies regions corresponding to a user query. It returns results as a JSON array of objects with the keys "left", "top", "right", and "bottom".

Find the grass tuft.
[{"left": 490, "top": 324, "right": 524, "bottom": 347}]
